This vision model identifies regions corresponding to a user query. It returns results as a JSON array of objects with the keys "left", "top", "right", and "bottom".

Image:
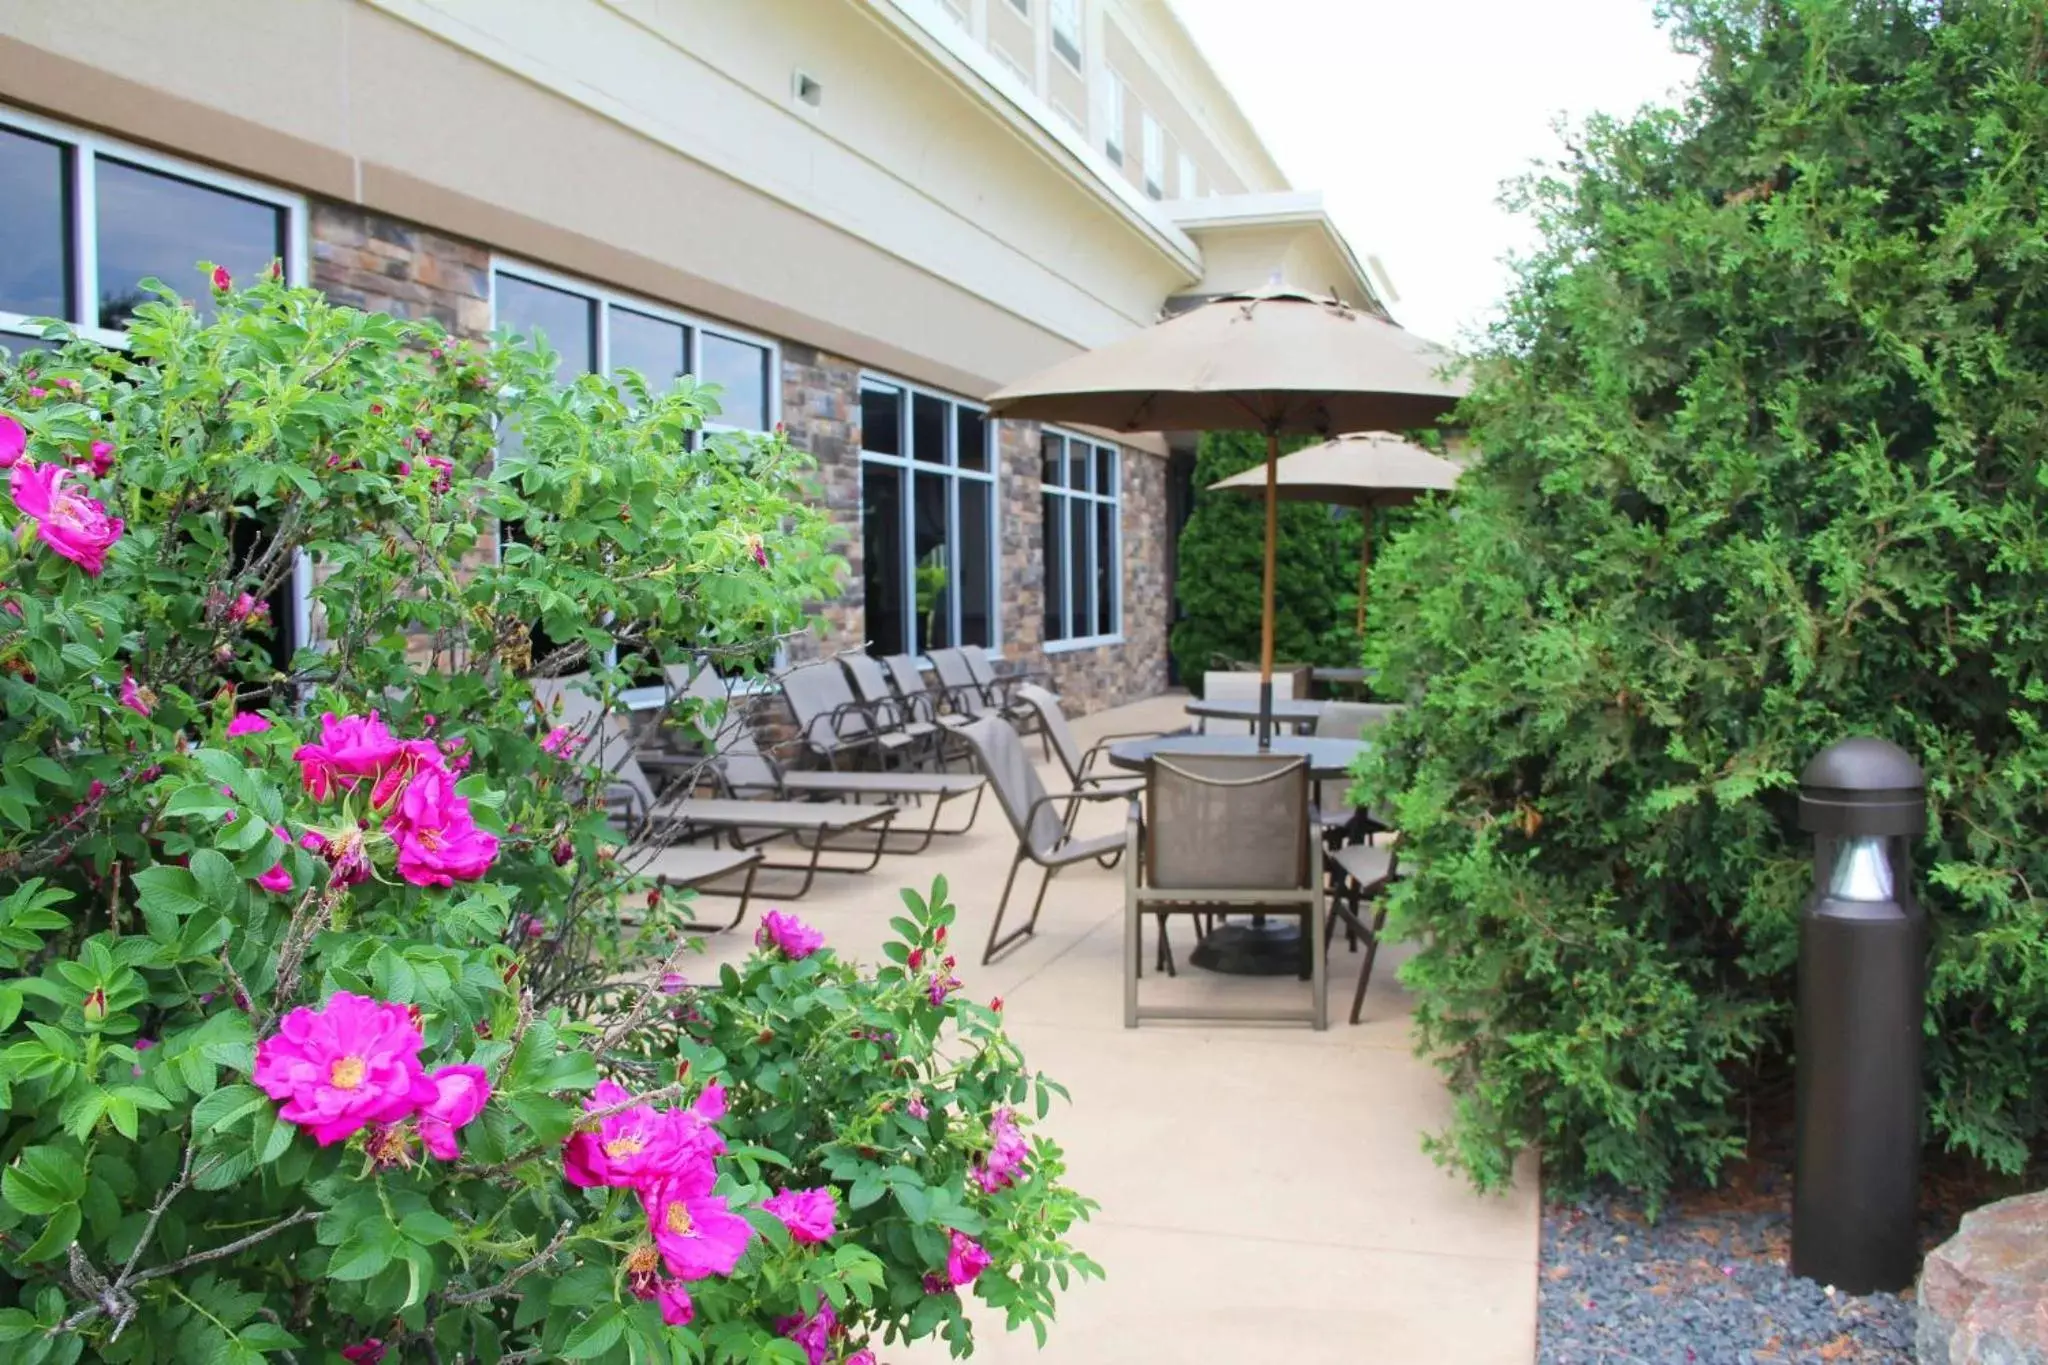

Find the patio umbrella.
[
  {"left": 987, "top": 286, "right": 1464, "bottom": 743},
  {"left": 1208, "top": 431, "right": 1462, "bottom": 635}
]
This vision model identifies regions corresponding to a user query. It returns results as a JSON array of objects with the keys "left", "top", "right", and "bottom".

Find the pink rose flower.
[
  {"left": 907, "top": 1093, "right": 930, "bottom": 1121},
  {"left": 945, "top": 1230, "right": 991, "bottom": 1286},
  {"left": 254, "top": 862, "right": 293, "bottom": 894},
  {"left": 369, "top": 737, "right": 447, "bottom": 811},
  {"left": 845, "top": 1352, "right": 877, "bottom": 1365},
  {"left": 389, "top": 764, "right": 498, "bottom": 887},
  {"left": 761, "top": 1186, "right": 836, "bottom": 1245},
  {"left": 252, "top": 991, "right": 437, "bottom": 1146},
  {"left": 417, "top": 1063, "right": 491, "bottom": 1160},
  {"left": 293, "top": 712, "right": 402, "bottom": 801},
  {"left": 775, "top": 1298, "right": 837, "bottom": 1365},
  {"left": 10, "top": 461, "right": 123, "bottom": 575},
  {"left": 562, "top": 1080, "right": 723, "bottom": 1191},
  {"left": 118, "top": 670, "right": 153, "bottom": 718},
  {"left": 750, "top": 537, "right": 769, "bottom": 569},
  {"left": 539, "top": 725, "right": 578, "bottom": 757},
  {"left": 226, "top": 712, "right": 271, "bottom": 737},
  {"left": 972, "top": 1107, "right": 1028, "bottom": 1193},
  {"left": 0, "top": 414, "right": 24, "bottom": 468},
  {"left": 757, "top": 910, "right": 824, "bottom": 959},
  {"left": 227, "top": 591, "right": 266, "bottom": 623},
  {"left": 341, "top": 1341, "right": 385, "bottom": 1364},
  {"left": 656, "top": 1278, "right": 694, "bottom": 1327},
  {"left": 211, "top": 265, "right": 232, "bottom": 293},
  {"left": 642, "top": 1174, "right": 752, "bottom": 1281},
  {"left": 86, "top": 440, "right": 114, "bottom": 477}
]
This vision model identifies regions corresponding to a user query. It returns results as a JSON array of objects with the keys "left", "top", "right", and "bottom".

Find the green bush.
[
  {"left": 1169, "top": 431, "right": 1362, "bottom": 690},
  {"left": 1360, "top": 0, "right": 2048, "bottom": 1206}
]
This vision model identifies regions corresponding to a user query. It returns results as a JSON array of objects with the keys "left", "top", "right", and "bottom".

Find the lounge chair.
[
  {"left": 777, "top": 659, "right": 925, "bottom": 769},
  {"left": 931, "top": 647, "right": 1044, "bottom": 752},
  {"left": 883, "top": 654, "right": 973, "bottom": 732},
  {"left": 953, "top": 717, "right": 1129, "bottom": 965},
  {"left": 1010, "top": 683, "right": 1160, "bottom": 832},
  {"left": 960, "top": 644, "right": 1051, "bottom": 704},
  {"left": 667, "top": 664, "right": 986, "bottom": 855},
  {"left": 842, "top": 653, "right": 945, "bottom": 764},
  {"left": 538, "top": 678, "right": 897, "bottom": 899},
  {"left": 1124, "top": 751, "right": 1327, "bottom": 1030}
]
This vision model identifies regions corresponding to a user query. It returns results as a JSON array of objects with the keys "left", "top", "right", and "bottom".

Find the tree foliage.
[
  {"left": 1170, "top": 431, "right": 1363, "bottom": 689},
  {"left": 1360, "top": 0, "right": 2048, "bottom": 1204}
]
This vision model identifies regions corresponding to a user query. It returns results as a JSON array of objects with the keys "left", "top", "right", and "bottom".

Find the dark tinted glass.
[
  {"left": 700, "top": 332, "right": 769, "bottom": 429},
  {"left": 957, "top": 479, "right": 991, "bottom": 647},
  {"left": 494, "top": 273, "right": 595, "bottom": 384},
  {"left": 0, "top": 127, "right": 70, "bottom": 320},
  {"left": 956, "top": 405, "right": 989, "bottom": 471},
  {"left": 96, "top": 157, "right": 283, "bottom": 329},
  {"left": 1069, "top": 497, "right": 1092, "bottom": 637},
  {"left": 608, "top": 307, "right": 687, "bottom": 400},
  {"left": 912, "top": 393, "right": 947, "bottom": 465},
  {"left": 913, "top": 471, "right": 951, "bottom": 648},
  {"left": 1067, "top": 441, "right": 1089, "bottom": 491},
  {"left": 1043, "top": 491, "right": 1067, "bottom": 641},
  {"left": 861, "top": 384, "right": 902, "bottom": 456},
  {"left": 861, "top": 463, "right": 905, "bottom": 656},
  {"left": 1095, "top": 445, "right": 1117, "bottom": 497},
  {"left": 1097, "top": 501, "right": 1117, "bottom": 634},
  {"left": 1040, "top": 432, "right": 1063, "bottom": 488}
]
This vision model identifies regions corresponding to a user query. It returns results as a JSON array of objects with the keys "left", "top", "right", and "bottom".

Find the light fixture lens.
[{"left": 1828, "top": 835, "right": 1894, "bottom": 902}]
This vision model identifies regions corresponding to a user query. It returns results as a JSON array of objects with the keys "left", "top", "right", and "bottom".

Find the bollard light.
[{"left": 1792, "top": 737, "right": 1927, "bottom": 1295}]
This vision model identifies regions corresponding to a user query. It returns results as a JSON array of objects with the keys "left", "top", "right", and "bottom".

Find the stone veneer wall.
[
  {"left": 310, "top": 202, "right": 491, "bottom": 339},
  {"left": 778, "top": 344, "right": 864, "bottom": 663}
]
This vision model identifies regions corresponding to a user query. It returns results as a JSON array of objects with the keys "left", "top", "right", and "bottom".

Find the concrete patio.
[{"left": 651, "top": 692, "right": 1539, "bottom": 1364}]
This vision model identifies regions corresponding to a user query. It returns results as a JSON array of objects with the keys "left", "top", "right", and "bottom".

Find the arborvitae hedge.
[{"left": 1361, "top": 0, "right": 2048, "bottom": 1204}]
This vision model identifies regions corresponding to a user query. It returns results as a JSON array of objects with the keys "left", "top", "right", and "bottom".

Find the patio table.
[
  {"left": 1182, "top": 696, "right": 1326, "bottom": 732},
  {"left": 1106, "top": 732, "right": 1372, "bottom": 978}
]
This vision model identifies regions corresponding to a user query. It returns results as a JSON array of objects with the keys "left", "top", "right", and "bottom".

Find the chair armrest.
[
  {"left": 1023, "top": 787, "right": 1132, "bottom": 825},
  {"left": 1078, "top": 730, "right": 1170, "bottom": 780}
]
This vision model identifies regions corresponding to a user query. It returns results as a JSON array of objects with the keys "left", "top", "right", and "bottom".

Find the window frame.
[
  {"left": 1007, "top": 0, "right": 1031, "bottom": 14},
  {"left": 1177, "top": 149, "right": 1199, "bottom": 199},
  {"left": 1141, "top": 110, "right": 1165, "bottom": 200},
  {"left": 487, "top": 256, "right": 781, "bottom": 436},
  {"left": 857, "top": 372, "right": 1001, "bottom": 659},
  {"left": 1039, "top": 427, "right": 1123, "bottom": 652},
  {"left": 0, "top": 103, "right": 315, "bottom": 656},
  {"left": 1050, "top": 0, "right": 1084, "bottom": 72},
  {"left": 1101, "top": 74, "right": 1126, "bottom": 166}
]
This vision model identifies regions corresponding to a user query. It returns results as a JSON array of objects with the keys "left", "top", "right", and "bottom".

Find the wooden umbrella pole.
[{"left": 1259, "top": 429, "right": 1280, "bottom": 749}]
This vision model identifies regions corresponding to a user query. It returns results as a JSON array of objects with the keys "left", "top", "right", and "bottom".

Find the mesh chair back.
[
  {"left": 1200, "top": 670, "right": 1265, "bottom": 735},
  {"left": 663, "top": 664, "right": 778, "bottom": 792},
  {"left": 928, "top": 649, "right": 991, "bottom": 717},
  {"left": 958, "top": 717, "right": 1063, "bottom": 859},
  {"left": 843, "top": 654, "right": 904, "bottom": 725},
  {"left": 882, "top": 654, "right": 930, "bottom": 702},
  {"left": 1312, "top": 703, "right": 1400, "bottom": 819},
  {"left": 1145, "top": 753, "right": 1309, "bottom": 892},
  {"left": 533, "top": 678, "right": 658, "bottom": 809},
  {"left": 960, "top": 645, "right": 1003, "bottom": 689},
  {"left": 781, "top": 661, "right": 873, "bottom": 753},
  {"left": 1015, "top": 684, "right": 1083, "bottom": 780}
]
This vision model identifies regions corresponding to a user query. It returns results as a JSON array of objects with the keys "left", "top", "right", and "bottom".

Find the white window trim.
[
  {"left": 1141, "top": 110, "right": 1165, "bottom": 200},
  {"left": 857, "top": 372, "right": 1002, "bottom": 657},
  {"left": 0, "top": 103, "right": 316, "bottom": 657},
  {"left": 1101, "top": 73, "right": 1125, "bottom": 164},
  {"left": 1178, "top": 150, "right": 1199, "bottom": 200},
  {"left": 0, "top": 102, "right": 308, "bottom": 349},
  {"left": 1039, "top": 426, "right": 1124, "bottom": 652},
  {"left": 1050, "top": 0, "right": 1084, "bottom": 73},
  {"left": 487, "top": 255, "right": 782, "bottom": 434}
]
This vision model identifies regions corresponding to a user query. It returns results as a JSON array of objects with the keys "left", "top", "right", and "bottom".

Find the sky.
[{"left": 1172, "top": 0, "right": 1704, "bottom": 346}]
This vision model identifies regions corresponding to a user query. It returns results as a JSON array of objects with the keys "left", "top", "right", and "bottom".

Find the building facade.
[{"left": 0, "top": 0, "right": 1384, "bottom": 714}]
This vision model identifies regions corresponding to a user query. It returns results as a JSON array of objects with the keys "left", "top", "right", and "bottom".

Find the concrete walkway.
[{"left": 650, "top": 692, "right": 1538, "bottom": 1364}]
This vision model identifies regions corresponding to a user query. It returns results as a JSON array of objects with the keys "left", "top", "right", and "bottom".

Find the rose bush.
[{"left": 0, "top": 276, "right": 1096, "bottom": 1361}]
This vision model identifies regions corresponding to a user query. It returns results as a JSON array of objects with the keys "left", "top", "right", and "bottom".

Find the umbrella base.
[{"left": 1190, "top": 918, "right": 1307, "bottom": 977}]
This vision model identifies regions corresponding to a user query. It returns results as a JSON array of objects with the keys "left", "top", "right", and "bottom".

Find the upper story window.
[
  {"left": 1051, "top": 0, "right": 1083, "bottom": 70},
  {"left": 1141, "top": 112, "right": 1165, "bottom": 200},
  {"left": 1101, "top": 75, "right": 1125, "bottom": 167},
  {"left": 490, "top": 262, "right": 775, "bottom": 431},
  {"left": 1007, "top": 0, "right": 1030, "bottom": 14},
  {"left": 859, "top": 377, "right": 996, "bottom": 656},
  {"left": 0, "top": 105, "right": 304, "bottom": 349},
  {"left": 1041, "top": 430, "right": 1121, "bottom": 647},
  {"left": 1177, "top": 150, "right": 1199, "bottom": 199}
]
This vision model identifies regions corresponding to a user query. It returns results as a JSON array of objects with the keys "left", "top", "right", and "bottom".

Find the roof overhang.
[{"left": 1166, "top": 191, "right": 1390, "bottom": 318}]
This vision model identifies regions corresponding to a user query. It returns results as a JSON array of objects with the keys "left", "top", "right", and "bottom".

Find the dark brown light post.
[{"left": 1792, "top": 737, "right": 1927, "bottom": 1294}]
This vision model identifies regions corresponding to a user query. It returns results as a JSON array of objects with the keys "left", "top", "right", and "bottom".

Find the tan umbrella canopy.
[
  {"left": 988, "top": 286, "right": 1465, "bottom": 739},
  {"left": 1209, "top": 431, "right": 1462, "bottom": 634}
]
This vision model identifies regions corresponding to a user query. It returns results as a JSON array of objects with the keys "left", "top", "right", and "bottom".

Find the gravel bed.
[{"left": 1538, "top": 1187, "right": 1917, "bottom": 1364}]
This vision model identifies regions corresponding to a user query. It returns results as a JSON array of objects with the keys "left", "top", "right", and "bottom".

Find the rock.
[{"left": 1918, "top": 1191, "right": 2048, "bottom": 1364}]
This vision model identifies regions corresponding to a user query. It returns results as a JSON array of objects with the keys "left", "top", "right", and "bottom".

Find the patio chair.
[
  {"left": 1010, "top": 683, "right": 1160, "bottom": 828},
  {"left": 1198, "top": 670, "right": 1265, "bottom": 735},
  {"left": 1310, "top": 702, "right": 1403, "bottom": 842},
  {"left": 1124, "top": 752, "right": 1327, "bottom": 1030},
  {"left": 883, "top": 653, "right": 974, "bottom": 731},
  {"left": 960, "top": 644, "right": 1052, "bottom": 704},
  {"left": 842, "top": 653, "right": 945, "bottom": 764},
  {"left": 537, "top": 678, "right": 896, "bottom": 899},
  {"left": 666, "top": 664, "right": 986, "bottom": 855},
  {"left": 953, "top": 717, "right": 1130, "bottom": 965},
  {"left": 932, "top": 647, "right": 1044, "bottom": 753},
  {"left": 1325, "top": 837, "right": 1400, "bottom": 1025},
  {"left": 777, "top": 660, "right": 894, "bottom": 769}
]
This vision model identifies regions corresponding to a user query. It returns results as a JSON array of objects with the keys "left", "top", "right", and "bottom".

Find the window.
[
  {"left": 1141, "top": 112, "right": 1165, "bottom": 200},
  {"left": 490, "top": 262, "right": 775, "bottom": 431},
  {"left": 0, "top": 105, "right": 303, "bottom": 348},
  {"left": 860, "top": 377, "right": 996, "bottom": 656},
  {"left": 1178, "top": 150, "right": 1199, "bottom": 199},
  {"left": 1101, "top": 76, "right": 1125, "bottom": 166},
  {"left": 1007, "top": 0, "right": 1030, "bottom": 13},
  {"left": 1051, "top": 0, "right": 1083, "bottom": 70},
  {"left": 1041, "top": 430, "right": 1120, "bottom": 646},
  {"left": 0, "top": 105, "right": 310, "bottom": 665}
]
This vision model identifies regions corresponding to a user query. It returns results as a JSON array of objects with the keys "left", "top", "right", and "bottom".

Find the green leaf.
[
  {"left": 188, "top": 849, "right": 241, "bottom": 911},
  {"left": 399, "top": 1208, "right": 457, "bottom": 1244},
  {"left": 560, "top": 1306, "right": 627, "bottom": 1360},
  {"left": 20, "top": 1202, "right": 80, "bottom": 1262},
  {"left": 848, "top": 1176, "right": 885, "bottom": 1210},
  {"left": 193, "top": 1084, "right": 267, "bottom": 1134},
  {"left": 3, "top": 1146, "right": 85, "bottom": 1214},
  {"left": 326, "top": 1237, "right": 394, "bottom": 1282}
]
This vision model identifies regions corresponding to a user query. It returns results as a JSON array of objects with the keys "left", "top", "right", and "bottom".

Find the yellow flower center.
[
  {"left": 665, "top": 1202, "right": 694, "bottom": 1237},
  {"left": 330, "top": 1056, "right": 367, "bottom": 1090},
  {"left": 625, "top": 1243, "right": 661, "bottom": 1275},
  {"left": 604, "top": 1136, "right": 645, "bottom": 1158}
]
